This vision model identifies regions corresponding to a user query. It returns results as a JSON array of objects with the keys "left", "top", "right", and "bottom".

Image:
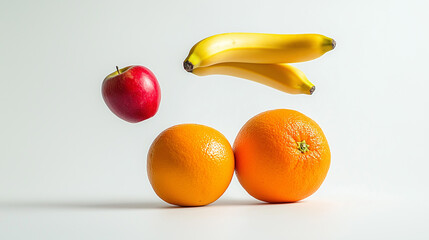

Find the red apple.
[{"left": 102, "top": 65, "right": 161, "bottom": 123}]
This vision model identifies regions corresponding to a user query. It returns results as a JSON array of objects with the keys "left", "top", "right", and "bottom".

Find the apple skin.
[{"left": 102, "top": 65, "right": 161, "bottom": 123}]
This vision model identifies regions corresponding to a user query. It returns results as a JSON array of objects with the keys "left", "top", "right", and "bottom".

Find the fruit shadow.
[
  {"left": 0, "top": 198, "right": 301, "bottom": 210},
  {"left": 0, "top": 200, "right": 173, "bottom": 210}
]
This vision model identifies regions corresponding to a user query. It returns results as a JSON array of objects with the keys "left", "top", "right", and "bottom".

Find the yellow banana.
[
  {"left": 183, "top": 33, "right": 335, "bottom": 72},
  {"left": 192, "top": 62, "right": 315, "bottom": 95}
]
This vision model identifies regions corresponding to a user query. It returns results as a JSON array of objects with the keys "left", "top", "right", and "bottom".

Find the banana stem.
[{"left": 183, "top": 61, "right": 193, "bottom": 72}]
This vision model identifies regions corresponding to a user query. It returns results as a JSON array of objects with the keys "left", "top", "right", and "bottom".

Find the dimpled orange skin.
[
  {"left": 234, "top": 109, "right": 330, "bottom": 203},
  {"left": 147, "top": 124, "right": 235, "bottom": 207}
]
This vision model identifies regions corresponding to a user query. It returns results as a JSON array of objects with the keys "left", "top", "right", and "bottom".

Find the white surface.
[{"left": 1, "top": 0, "right": 428, "bottom": 239}]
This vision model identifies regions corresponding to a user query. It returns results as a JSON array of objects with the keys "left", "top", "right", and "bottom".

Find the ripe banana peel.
[
  {"left": 184, "top": 33, "right": 335, "bottom": 71},
  {"left": 183, "top": 33, "right": 335, "bottom": 94},
  {"left": 192, "top": 62, "right": 315, "bottom": 95}
]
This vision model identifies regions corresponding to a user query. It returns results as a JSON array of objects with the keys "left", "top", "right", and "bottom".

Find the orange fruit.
[
  {"left": 234, "top": 109, "right": 330, "bottom": 203},
  {"left": 147, "top": 124, "right": 234, "bottom": 206}
]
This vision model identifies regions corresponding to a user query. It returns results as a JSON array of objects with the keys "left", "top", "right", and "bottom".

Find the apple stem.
[{"left": 116, "top": 66, "right": 120, "bottom": 74}]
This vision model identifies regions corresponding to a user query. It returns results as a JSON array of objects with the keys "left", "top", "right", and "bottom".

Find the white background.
[{"left": 1, "top": 0, "right": 428, "bottom": 239}]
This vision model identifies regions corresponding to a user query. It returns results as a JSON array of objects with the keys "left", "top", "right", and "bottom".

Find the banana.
[
  {"left": 183, "top": 33, "right": 335, "bottom": 72},
  {"left": 192, "top": 62, "right": 315, "bottom": 95}
]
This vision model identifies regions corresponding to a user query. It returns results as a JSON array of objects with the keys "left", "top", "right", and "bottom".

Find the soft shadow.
[
  {"left": 0, "top": 198, "right": 304, "bottom": 210},
  {"left": 211, "top": 198, "right": 304, "bottom": 207},
  {"left": 0, "top": 200, "right": 176, "bottom": 210}
]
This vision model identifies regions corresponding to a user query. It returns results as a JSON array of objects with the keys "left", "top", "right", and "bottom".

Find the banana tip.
[
  {"left": 310, "top": 86, "right": 316, "bottom": 95},
  {"left": 183, "top": 61, "right": 193, "bottom": 72},
  {"left": 332, "top": 39, "right": 336, "bottom": 50}
]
